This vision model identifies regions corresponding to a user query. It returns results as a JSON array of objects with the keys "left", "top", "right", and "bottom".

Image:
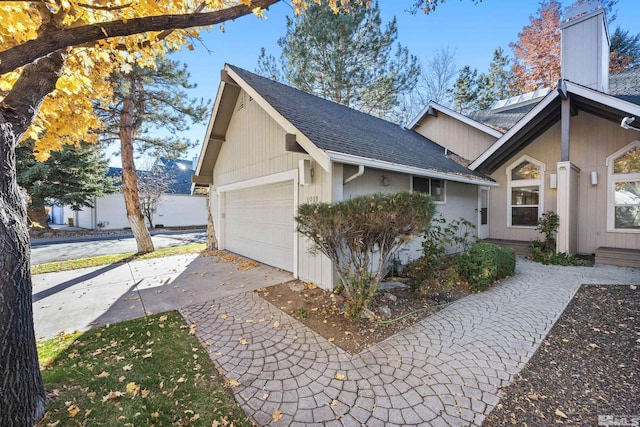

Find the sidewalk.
[
  {"left": 31, "top": 252, "right": 292, "bottom": 340},
  {"left": 180, "top": 260, "right": 639, "bottom": 426}
]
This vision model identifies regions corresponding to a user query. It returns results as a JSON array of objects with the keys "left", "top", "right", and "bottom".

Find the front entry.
[{"left": 477, "top": 187, "right": 489, "bottom": 239}]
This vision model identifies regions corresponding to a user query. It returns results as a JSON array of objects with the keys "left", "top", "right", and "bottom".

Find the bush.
[
  {"left": 529, "top": 246, "right": 589, "bottom": 266},
  {"left": 296, "top": 191, "right": 436, "bottom": 321},
  {"left": 405, "top": 257, "right": 462, "bottom": 298},
  {"left": 456, "top": 242, "right": 515, "bottom": 292}
]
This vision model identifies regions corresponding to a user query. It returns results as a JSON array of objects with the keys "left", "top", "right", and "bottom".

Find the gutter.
[{"left": 327, "top": 151, "right": 498, "bottom": 187}]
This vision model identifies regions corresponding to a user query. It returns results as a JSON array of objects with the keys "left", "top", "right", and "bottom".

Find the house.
[
  {"left": 409, "top": 3, "right": 640, "bottom": 267},
  {"left": 52, "top": 157, "right": 208, "bottom": 230},
  {"left": 192, "top": 65, "right": 497, "bottom": 290}
]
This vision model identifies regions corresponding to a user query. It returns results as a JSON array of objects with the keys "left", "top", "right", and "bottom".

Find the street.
[{"left": 30, "top": 231, "right": 206, "bottom": 265}]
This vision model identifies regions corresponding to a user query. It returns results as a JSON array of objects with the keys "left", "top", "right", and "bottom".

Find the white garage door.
[{"left": 224, "top": 181, "right": 294, "bottom": 271}]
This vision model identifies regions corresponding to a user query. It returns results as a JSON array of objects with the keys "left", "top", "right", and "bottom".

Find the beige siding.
[
  {"left": 343, "top": 166, "right": 410, "bottom": 199},
  {"left": 212, "top": 90, "right": 334, "bottom": 289},
  {"left": 488, "top": 111, "right": 640, "bottom": 253},
  {"left": 414, "top": 113, "right": 498, "bottom": 162}
]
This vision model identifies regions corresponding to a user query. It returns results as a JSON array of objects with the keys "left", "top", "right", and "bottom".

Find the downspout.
[{"left": 343, "top": 165, "right": 365, "bottom": 184}]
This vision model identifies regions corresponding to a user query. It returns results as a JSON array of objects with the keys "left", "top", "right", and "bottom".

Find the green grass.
[
  {"left": 37, "top": 311, "right": 251, "bottom": 426},
  {"left": 32, "top": 243, "right": 207, "bottom": 275}
]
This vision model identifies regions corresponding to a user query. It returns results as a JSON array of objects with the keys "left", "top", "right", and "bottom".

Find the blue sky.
[{"left": 112, "top": 0, "right": 640, "bottom": 166}]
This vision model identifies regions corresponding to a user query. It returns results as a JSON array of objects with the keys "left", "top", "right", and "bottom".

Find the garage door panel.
[{"left": 224, "top": 181, "right": 294, "bottom": 271}]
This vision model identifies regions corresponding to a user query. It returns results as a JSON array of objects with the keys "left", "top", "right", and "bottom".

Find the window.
[
  {"left": 507, "top": 156, "right": 544, "bottom": 227},
  {"left": 413, "top": 177, "right": 446, "bottom": 202},
  {"left": 607, "top": 141, "right": 640, "bottom": 232}
]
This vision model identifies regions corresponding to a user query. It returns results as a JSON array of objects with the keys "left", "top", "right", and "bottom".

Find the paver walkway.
[{"left": 181, "top": 260, "right": 639, "bottom": 426}]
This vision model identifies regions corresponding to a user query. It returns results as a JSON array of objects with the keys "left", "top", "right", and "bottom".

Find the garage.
[{"left": 223, "top": 181, "right": 295, "bottom": 271}]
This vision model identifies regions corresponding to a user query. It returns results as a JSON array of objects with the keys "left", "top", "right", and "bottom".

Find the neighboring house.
[
  {"left": 410, "top": 3, "right": 640, "bottom": 267},
  {"left": 52, "top": 158, "right": 208, "bottom": 230},
  {"left": 192, "top": 65, "right": 496, "bottom": 290}
]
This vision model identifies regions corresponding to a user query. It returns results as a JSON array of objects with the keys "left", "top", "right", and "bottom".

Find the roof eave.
[{"left": 326, "top": 151, "right": 498, "bottom": 187}]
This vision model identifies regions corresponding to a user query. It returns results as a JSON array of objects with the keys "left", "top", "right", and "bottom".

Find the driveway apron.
[{"left": 181, "top": 260, "right": 639, "bottom": 426}]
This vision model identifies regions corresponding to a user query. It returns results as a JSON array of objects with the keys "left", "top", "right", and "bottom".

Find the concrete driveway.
[{"left": 31, "top": 252, "right": 292, "bottom": 340}]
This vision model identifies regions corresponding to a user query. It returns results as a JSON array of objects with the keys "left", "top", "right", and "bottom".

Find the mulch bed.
[
  {"left": 256, "top": 280, "right": 467, "bottom": 354},
  {"left": 483, "top": 284, "right": 639, "bottom": 427}
]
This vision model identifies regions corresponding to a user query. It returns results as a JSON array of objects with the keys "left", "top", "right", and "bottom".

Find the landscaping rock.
[{"left": 378, "top": 305, "right": 392, "bottom": 319}]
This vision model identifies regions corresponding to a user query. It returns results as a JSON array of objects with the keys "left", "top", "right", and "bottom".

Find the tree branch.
[{"left": 0, "top": 0, "right": 280, "bottom": 75}]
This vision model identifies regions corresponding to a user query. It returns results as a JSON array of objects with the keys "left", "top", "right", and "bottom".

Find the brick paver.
[{"left": 180, "top": 260, "right": 638, "bottom": 426}]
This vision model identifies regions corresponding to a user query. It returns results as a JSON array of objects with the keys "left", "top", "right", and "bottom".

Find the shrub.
[
  {"left": 529, "top": 246, "right": 589, "bottom": 266},
  {"left": 536, "top": 210, "right": 559, "bottom": 251},
  {"left": 296, "top": 191, "right": 436, "bottom": 321},
  {"left": 408, "top": 216, "right": 477, "bottom": 296},
  {"left": 456, "top": 242, "right": 515, "bottom": 292}
]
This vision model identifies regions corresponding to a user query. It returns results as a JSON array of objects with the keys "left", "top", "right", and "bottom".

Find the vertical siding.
[
  {"left": 212, "top": 90, "right": 335, "bottom": 289},
  {"left": 414, "top": 113, "right": 498, "bottom": 162},
  {"left": 342, "top": 166, "right": 410, "bottom": 199},
  {"left": 488, "top": 111, "right": 640, "bottom": 253}
]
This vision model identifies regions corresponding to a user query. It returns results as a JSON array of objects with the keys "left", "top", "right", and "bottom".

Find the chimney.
[{"left": 560, "top": 1, "right": 610, "bottom": 93}]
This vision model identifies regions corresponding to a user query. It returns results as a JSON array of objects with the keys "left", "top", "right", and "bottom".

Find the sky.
[{"left": 109, "top": 0, "right": 640, "bottom": 167}]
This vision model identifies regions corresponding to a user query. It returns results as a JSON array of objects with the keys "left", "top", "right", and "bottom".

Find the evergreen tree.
[
  {"left": 451, "top": 66, "right": 478, "bottom": 114},
  {"left": 610, "top": 26, "right": 640, "bottom": 72},
  {"left": 96, "top": 56, "right": 208, "bottom": 253},
  {"left": 257, "top": 1, "right": 419, "bottom": 120},
  {"left": 16, "top": 141, "right": 116, "bottom": 228},
  {"left": 476, "top": 48, "right": 515, "bottom": 110}
]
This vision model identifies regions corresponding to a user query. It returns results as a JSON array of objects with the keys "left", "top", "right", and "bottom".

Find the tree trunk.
[
  {"left": 0, "top": 122, "right": 46, "bottom": 426},
  {"left": 207, "top": 205, "right": 217, "bottom": 250},
  {"left": 119, "top": 97, "right": 154, "bottom": 254},
  {"left": 0, "top": 51, "right": 66, "bottom": 426}
]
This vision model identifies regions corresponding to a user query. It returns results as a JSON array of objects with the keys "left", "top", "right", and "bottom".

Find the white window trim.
[
  {"left": 506, "top": 154, "right": 545, "bottom": 228},
  {"left": 606, "top": 140, "right": 640, "bottom": 233},
  {"left": 411, "top": 176, "right": 446, "bottom": 204}
]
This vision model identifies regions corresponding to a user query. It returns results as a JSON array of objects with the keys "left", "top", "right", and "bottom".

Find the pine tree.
[
  {"left": 451, "top": 66, "right": 478, "bottom": 114},
  {"left": 257, "top": 1, "right": 419, "bottom": 120},
  {"left": 476, "top": 48, "right": 515, "bottom": 110},
  {"left": 96, "top": 56, "right": 208, "bottom": 253},
  {"left": 16, "top": 141, "right": 116, "bottom": 228},
  {"left": 610, "top": 26, "right": 640, "bottom": 72}
]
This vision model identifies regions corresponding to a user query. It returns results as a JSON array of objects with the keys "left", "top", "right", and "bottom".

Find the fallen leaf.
[
  {"left": 555, "top": 409, "right": 568, "bottom": 419},
  {"left": 631, "top": 285, "right": 637, "bottom": 290},
  {"left": 159, "top": 315, "right": 168, "bottom": 322},
  {"left": 141, "top": 389, "right": 150, "bottom": 398},
  {"left": 239, "top": 338, "right": 248, "bottom": 345},
  {"left": 335, "top": 373, "right": 345, "bottom": 381},
  {"left": 190, "top": 414, "right": 200, "bottom": 422},
  {"left": 102, "top": 391, "right": 124, "bottom": 402},
  {"left": 221, "top": 314, "right": 228, "bottom": 320},
  {"left": 273, "top": 321, "right": 280, "bottom": 328},
  {"left": 151, "top": 412, "right": 159, "bottom": 418},
  {"left": 67, "top": 405, "right": 80, "bottom": 418},
  {"left": 589, "top": 343, "right": 600, "bottom": 349},
  {"left": 229, "top": 380, "right": 240, "bottom": 387},
  {"left": 331, "top": 399, "right": 339, "bottom": 406},
  {"left": 122, "top": 364, "right": 132, "bottom": 371},
  {"left": 177, "top": 377, "right": 186, "bottom": 383},
  {"left": 328, "top": 337, "right": 335, "bottom": 342},
  {"left": 125, "top": 382, "right": 137, "bottom": 393},
  {"left": 95, "top": 371, "right": 109, "bottom": 379},
  {"left": 272, "top": 409, "right": 283, "bottom": 422},
  {"left": 189, "top": 324, "right": 197, "bottom": 335}
]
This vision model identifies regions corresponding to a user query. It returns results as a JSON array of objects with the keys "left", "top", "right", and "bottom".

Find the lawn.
[
  {"left": 37, "top": 311, "right": 251, "bottom": 426},
  {"left": 31, "top": 243, "right": 207, "bottom": 275}
]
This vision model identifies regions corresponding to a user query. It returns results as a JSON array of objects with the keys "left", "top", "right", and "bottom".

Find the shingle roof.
[
  {"left": 467, "top": 104, "right": 537, "bottom": 133},
  {"left": 228, "top": 65, "right": 490, "bottom": 182},
  {"left": 609, "top": 67, "right": 640, "bottom": 106},
  {"left": 106, "top": 159, "right": 197, "bottom": 195},
  {"left": 467, "top": 67, "right": 640, "bottom": 133}
]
